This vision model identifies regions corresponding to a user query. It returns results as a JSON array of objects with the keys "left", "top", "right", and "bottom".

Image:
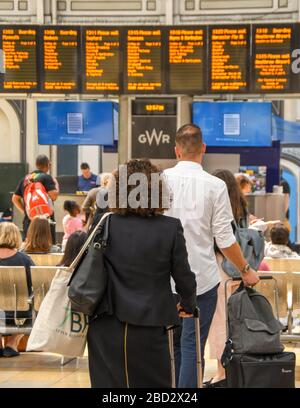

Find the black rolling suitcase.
[
  {"left": 226, "top": 352, "right": 295, "bottom": 388},
  {"left": 222, "top": 277, "right": 296, "bottom": 388}
]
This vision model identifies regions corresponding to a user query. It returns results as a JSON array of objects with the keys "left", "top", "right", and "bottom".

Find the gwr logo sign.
[
  {"left": 138, "top": 129, "right": 171, "bottom": 146},
  {"left": 132, "top": 116, "right": 176, "bottom": 159}
]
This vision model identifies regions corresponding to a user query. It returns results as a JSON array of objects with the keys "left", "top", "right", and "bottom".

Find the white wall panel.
[
  {"left": 57, "top": 0, "right": 164, "bottom": 15},
  {"left": 0, "top": 0, "right": 35, "bottom": 15},
  {"left": 26, "top": 99, "right": 51, "bottom": 172},
  {"left": 102, "top": 152, "right": 118, "bottom": 173},
  {"left": 200, "top": 0, "right": 273, "bottom": 9},
  {"left": 179, "top": 0, "right": 297, "bottom": 15},
  {"left": 78, "top": 145, "right": 100, "bottom": 176},
  {"left": 0, "top": 100, "right": 20, "bottom": 163}
]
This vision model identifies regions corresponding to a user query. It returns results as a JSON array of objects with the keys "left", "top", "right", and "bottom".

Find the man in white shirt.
[{"left": 164, "top": 124, "right": 259, "bottom": 388}]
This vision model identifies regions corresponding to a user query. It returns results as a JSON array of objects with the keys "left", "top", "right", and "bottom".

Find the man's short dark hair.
[
  {"left": 270, "top": 223, "right": 290, "bottom": 245},
  {"left": 176, "top": 124, "right": 203, "bottom": 156},
  {"left": 80, "top": 162, "right": 90, "bottom": 170},
  {"left": 36, "top": 154, "right": 50, "bottom": 169}
]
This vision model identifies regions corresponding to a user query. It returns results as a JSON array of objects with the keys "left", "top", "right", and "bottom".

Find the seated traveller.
[
  {"left": 0, "top": 208, "right": 13, "bottom": 222},
  {"left": 62, "top": 200, "right": 84, "bottom": 251},
  {"left": 265, "top": 223, "right": 300, "bottom": 258},
  {"left": 21, "top": 216, "right": 61, "bottom": 254},
  {"left": 0, "top": 222, "right": 34, "bottom": 357}
]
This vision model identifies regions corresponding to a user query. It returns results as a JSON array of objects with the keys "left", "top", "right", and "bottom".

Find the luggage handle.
[
  {"left": 194, "top": 307, "right": 203, "bottom": 389},
  {"left": 231, "top": 276, "right": 273, "bottom": 281},
  {"left": 168, "top": 307, "right": 203, "bottom": 389}
]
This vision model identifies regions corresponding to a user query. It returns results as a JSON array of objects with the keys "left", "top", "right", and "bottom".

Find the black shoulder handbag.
[{"left": 68, "top": 212, "right": 111, "bottom": 316}]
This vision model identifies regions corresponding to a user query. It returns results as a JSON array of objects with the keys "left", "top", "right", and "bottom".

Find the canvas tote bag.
[
  {"left": 27, "top": 267, "right": 88, "bottom": 357},
  {"left": 27, "top": 212, "right": 112, "bottom": 357}
]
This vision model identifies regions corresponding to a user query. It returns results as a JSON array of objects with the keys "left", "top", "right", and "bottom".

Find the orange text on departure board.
[
  {"left": 84, "top": 29, "right": 120, "bottom": 91},
  {"left": 254, "top": 26, "right": 292, "bottom": 91},
  {"left": 210, "top": 27, "right": 248, "bottom": 91},
  {"left": 43, "top": 29, "right": 78, "bottom": 91},
  {"left": 145, "top": 104, "right": 165, "bottom": 111},
  {"left": 168, "top": 28, "right": 206, "bottom": 92},
  {"left": 127, "top": 29, "right": 162, "bottom": 91},
  {"left": 2, "top": 28, "right": 37, "bottom": 90},
  {"left": 169, "top": 29, "right": 204, "bottom": 64}
]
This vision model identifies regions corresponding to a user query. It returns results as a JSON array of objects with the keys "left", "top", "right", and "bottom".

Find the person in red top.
[{"left": 12, "top": 155, "right": 59, "bottom": 242}]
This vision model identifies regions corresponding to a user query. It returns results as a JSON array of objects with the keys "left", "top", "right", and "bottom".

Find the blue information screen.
[
  {"left": 37, "top": 101, "right": 115, "bottom": 145},
  {"left": 192, "top": 102, "right": 272, "bottom": 147}
]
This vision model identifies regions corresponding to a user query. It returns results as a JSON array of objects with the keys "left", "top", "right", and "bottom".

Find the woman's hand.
[{"left": 177, "top": 303, "right": 193, "bottom": 318}]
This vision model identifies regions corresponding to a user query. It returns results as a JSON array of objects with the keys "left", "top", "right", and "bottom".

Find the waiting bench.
[
  {"left": 0, "top": 266, "right": 32, "bottom": 335},
  {"left": 0, "top": 265, "right": 65, "bottom": 334},
  {"left": 0, "top": 265, "right": 75, "bottom": 364},
  {"left": 257, "top": 271, "right": 288, "bottom": 321},
  {"left": 261, "top": 258, "right": 300, "bottom": 342},
  {"left": 30, "top": 266, "right": 63, "bottom": 312},
  {"left": 29, "top": 253, "right": 63, "bottom": 267}
]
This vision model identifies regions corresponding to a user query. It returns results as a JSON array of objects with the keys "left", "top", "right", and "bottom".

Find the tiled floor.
[
  {"left": 0, "top": 353, "right": 91, "bottom": 388},
  {"left": 0, "top": 345, "right": 299, "bottom": 388}
]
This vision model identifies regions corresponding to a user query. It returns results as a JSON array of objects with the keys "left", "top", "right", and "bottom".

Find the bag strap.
[
  {"left": 231, "top": 217, "right": 240, "bottom": 232},
  {"left": 101, "top": 212, "right": 110, "bottom": 247},
  {"left": 221, "top": 339, "right": 233, "bottom": 368},
  {"left": 24, "top": 172, "right": 40, "bottom": 185},
  {"left": 68, "top": 211, "right": 112, "bottom": 274},
  {"left": 225, "top": 281, "right": 245, "bottom": 339}
]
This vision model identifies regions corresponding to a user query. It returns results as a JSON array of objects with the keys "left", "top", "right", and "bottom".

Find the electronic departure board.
[
  {"left": 209, "top": 25, "right": 250, "bottom": 92},
  {"left": 41, "top": 26, "right": 80, "bottom": 92},
  {"left": 82, "top": 27, "right": 121, "bottom": 93},
  {"left": 252, "top": 24, "right": 295, "bottom": 92},
  {"left": 0, "top": 26, "right": 38, "bottom": 92},
  {"left": 124, "top": 28, "right": 163, "bottom": 93},
  {"left": 2, "top": 24, "right": 300, "bottom": 95},
  {"left": 167, "top": 27, "right": 207, "bottom": 93}
]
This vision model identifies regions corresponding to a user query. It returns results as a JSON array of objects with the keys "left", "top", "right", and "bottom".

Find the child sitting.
[
  {"left": 62, "top": 200, "right": 83, "bottom": 251},
  {"left": 265, "top": 223, "right": 300, "bottom": 258},
  {"left": 0, "top": 208, "right": 13, "bottom": 222}
]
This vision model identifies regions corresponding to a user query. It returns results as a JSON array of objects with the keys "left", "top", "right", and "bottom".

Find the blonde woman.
[{"left": 0, "top": 223, "right": 34, "bottom": 357}]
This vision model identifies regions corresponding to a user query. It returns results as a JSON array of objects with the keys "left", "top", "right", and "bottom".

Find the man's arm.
[
  {"left": 82, "top": 188, "right": 97, "bottom": 212},
  {"left": 44, "top": 175, "right": 59, "bottom": 202},
  {"left": 52, "top": 177, "right": 60, "bottom": 193},
  {"left": 12, "top": 194, "right": 25, "bottom": 214},
  {"left": 221, "top": 242, "right": 260, "bottom": 287},
  {"left": 48, "top": 189, "right": 59, "bottom": 202}
]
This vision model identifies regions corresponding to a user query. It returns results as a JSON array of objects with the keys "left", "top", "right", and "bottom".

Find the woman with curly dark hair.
[{"left": 87, "top": 159, "right": 196, "bottom": 388}]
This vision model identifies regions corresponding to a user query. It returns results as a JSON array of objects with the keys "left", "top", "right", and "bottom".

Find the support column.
[
  {"left": 36, "top": 0, "right": 44, "bottom": 24},
  {"left": 284, "top": 99, "right": 297, "bottom": 122},
  {"left": 26, "top": 99, "right": 50, "bottom": 172},
  {"left": 118, "top": 95, "right": 131, "bottom": 164},
  {"left": 51, "top": 0, "right": 57, "bottom": 24},
  {"left": 165, "top": 0, "right": 174, "bottom": 25}
]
